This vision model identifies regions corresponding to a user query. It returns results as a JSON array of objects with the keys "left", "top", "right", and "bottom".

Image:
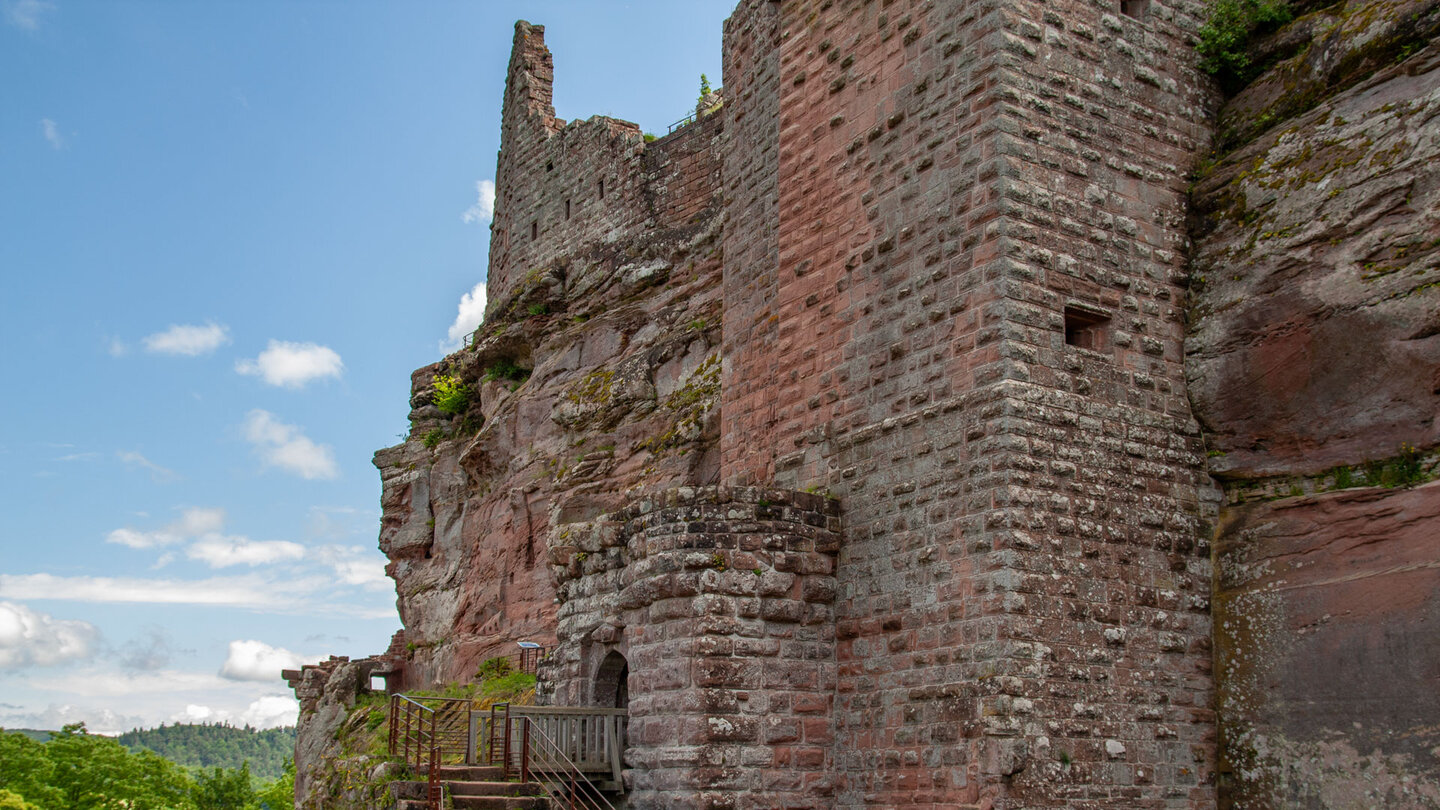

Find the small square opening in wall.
[
  {"left": 1065, "top": 306, "right": 1111, "bottom": 350},
  {"left": 1120, "top": 0, "right": 1149, "bottom": 18}
]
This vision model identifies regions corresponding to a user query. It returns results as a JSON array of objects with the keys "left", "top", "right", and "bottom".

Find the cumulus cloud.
[
  {"left": 0, "top": 602, "right": 99, "bottom": 670},
  {"left": 220, "top": 640, "right": 306, "bottom": 681},
  {"left": 3, "top": 704, "right": 147, "bottom": 737},
  {"left": 441, "top": 280, "right": 487, "bottom": 353},
  {"left": 461, "top": 179, "right": 495, "bottom": 224},
  {"left": 4, "top": 0, "right": 54, "bottom": 30},
  {"left": 235, "top": 340, "right": 344, "bottom": 388},
  {"left": 118, "top": 450, "right": 177, "bottom": 482},
  {"left": 107, "top": 507, "right": 225, "bottom": 549},
  {"left": 242, "top": 410, "right": 337, "bottom": 480},
  {"left": 187, "top": 536, "right": 305, "bottom": 568},
  {"left": 178, "top": 695, "right": 298, "bottom": 729},
  {"left": 142, "top": 322, "right": 230, "bottom": 356}
]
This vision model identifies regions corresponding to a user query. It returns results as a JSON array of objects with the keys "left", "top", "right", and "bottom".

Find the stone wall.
[
  {"left": 546, "top": 487, "right": 842, "bottom": 810},
  {"left": 719, "top": 0, "right": 1217, "bottom": 806}
]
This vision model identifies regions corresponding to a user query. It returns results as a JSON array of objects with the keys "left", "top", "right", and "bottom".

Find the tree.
[
  {"left": 0, "top": 789, "right": 39, "bottom": 810},
  {"left": 193, "top": 764, "right": 257, "bottom": 810},
  {"left": 255, "top": 760, "right": 295, "bottom": 810}
]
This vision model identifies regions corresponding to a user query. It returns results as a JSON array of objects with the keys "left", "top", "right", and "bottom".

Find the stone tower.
[{"left": 538, "top": 0, "right": 1219, "bottom": 807}]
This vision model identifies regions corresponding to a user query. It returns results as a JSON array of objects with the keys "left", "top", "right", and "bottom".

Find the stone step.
[
  {"left": 435, "top": 764, "right": 508, "bottom": 781},
  {"left": 452, "top": 796, "right": 549, "bottom": 810},
  {"left": 450, "top": 780, "right": 543, "bottom": 796},
  {"left": 396, "top": 794, "right": 548, "bottom": 810}
]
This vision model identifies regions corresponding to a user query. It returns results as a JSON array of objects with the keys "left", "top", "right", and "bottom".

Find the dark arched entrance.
[{"left": 594, "top": 649, "right": 628, "bottom": 709}]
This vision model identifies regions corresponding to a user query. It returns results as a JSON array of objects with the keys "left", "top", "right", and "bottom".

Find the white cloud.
[
  {"left": 106, "top": 337, "right": 129, "bottom": 357},
  {"left": 461, "top": 179, "right": 495, "bottom": 224},
  {"left": 107, "top": 506, "right": 225, "bottom": 549},
  {"left": 141, "top": 322, "right": 230, "bottom": 356},
  {"left": 243, "top": 410, "right": 338, "bottom": 480},
  {"left": 0, "top": 573, "right": 396, "bottom": 619},
  {"left": 312, "top": 545, "right": 389, "bottom": 589},
  {"left": 441, "top": 280, "right": 487, "bottom": 353},
  {"left": 0, "top": 602, "right": 99, "bottom": 670},
  {"left": 40, "top": 117, "right": 62, "bottom": 149},
  {"left": 176, "top": 696, "right": 297, "bottom": 729},
  {"left": 4, "top": 0, "right": 54, "bottom": 30},
  {"left": 3, "top": 703, "right": 147, "bottom": 737},
  {"left": 239, "top": 695, "right": 299, "bottom": 727},
  {"left": 118, "top": 450, "right": 177, "bottom": 482},
  {"left": 235, "top": 340, "right": 344, "bottom": 388},
  {"left": 220, "top": 640, "right": 306, "bottom": 682},
  {"left": 187, "top": 536, "right": 305, "bottom": 568}
]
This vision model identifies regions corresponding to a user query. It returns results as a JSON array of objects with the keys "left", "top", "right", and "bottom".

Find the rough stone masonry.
[{"left": 293, "top": 0, "right": 1440, "bottom": 807}]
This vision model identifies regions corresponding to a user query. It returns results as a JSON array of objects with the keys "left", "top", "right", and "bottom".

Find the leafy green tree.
[
  {"left": 192, "top": 764, "right": 257, "bottom": 810},
  {"left": 255, "top": 760, "right": 294, "bottom": 810},
  {"left": 0, "top": 731, "right": 62, "bottom": 808},
  {"left": 0, "top": 789, "right": 39, "bottom": 810},
  {"left": 40, "top": 723, "right": 196, "bottom": 810}
]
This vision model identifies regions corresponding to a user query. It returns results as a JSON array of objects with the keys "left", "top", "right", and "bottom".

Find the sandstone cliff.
[{"left": 1187, "top": 0, "right": 1440, "bottom": 803}]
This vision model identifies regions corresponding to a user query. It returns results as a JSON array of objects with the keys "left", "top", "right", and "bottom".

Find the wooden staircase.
[{"left": 391, "top": 764, "right": 548, "bottom": 810}]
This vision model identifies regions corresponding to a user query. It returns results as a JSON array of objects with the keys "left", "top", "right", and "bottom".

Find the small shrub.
[
  {"left": 476, "top": 657, "right": 514, "bottom": 681},
  {"left": 421, "top": 429, "right": 445, "bottom": 449},
  {"left": 527, "top": 303, "right": 549, "bottom": 317},
  {"left": 1196, "top": 0, "right": 1293, "bottom": 93},
  {"left": 483, "top": 358, "right": 530, "bottom": 384},
  {"left": 432, "top": 373, "right": 471, "bottom": 415},
  {"left": 643, "top": 133, "right": 657, "bottom": 143}
]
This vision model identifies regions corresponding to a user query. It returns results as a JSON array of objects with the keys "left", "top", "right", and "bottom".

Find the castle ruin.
[{"left": 294, "top": 1, "right": 1440, "bottom": 807}]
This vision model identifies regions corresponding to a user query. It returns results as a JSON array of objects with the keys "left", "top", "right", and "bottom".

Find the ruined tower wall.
[
  {"left": 485, "top": 22, "right": 724, "bottom": 312},
  {"left": 720, "top": 0, "right": 1217, "bottom": 806},
  {"left": 545, "top": 487, "right": 841, "bottom": 810}
]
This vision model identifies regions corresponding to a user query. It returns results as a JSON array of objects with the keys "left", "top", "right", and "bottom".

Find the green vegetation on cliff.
[{"left": 1197, "top": 0, "right": 1293, "bottom": 92}]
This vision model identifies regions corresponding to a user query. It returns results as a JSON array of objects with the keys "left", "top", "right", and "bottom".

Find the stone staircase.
[{"left": 390, "top": 764, "right": 549, "bottom": 810}]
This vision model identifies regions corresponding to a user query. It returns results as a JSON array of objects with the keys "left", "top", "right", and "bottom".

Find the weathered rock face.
[
  {"left": 1188, "top": 3, "right": 1440, "bottom": 803},
  {"left": 1189, "top": 45, "right": 1440, "bottom": 480},
  {"left": 374, "top": 21, "right": 727, "bottom": 689}
]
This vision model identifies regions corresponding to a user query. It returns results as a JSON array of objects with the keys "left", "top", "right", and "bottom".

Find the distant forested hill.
[{"left": 117, "top": 723, "right": 296, "bottom": 781}]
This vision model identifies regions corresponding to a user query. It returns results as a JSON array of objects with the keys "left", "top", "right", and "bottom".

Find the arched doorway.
[{"left": 593, "top": 650, "right": 628, "bottom": 709}]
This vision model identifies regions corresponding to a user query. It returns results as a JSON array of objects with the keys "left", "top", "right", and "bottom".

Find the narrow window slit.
[
  {"left": 1065, "top": 306, "right": 1111, "bottom": 351},
  {"left": 531, "top": 220, "right": 538, "bottom": 240},
  {"left": 565, "top": 199, "right": 571, "bottom": 219}
]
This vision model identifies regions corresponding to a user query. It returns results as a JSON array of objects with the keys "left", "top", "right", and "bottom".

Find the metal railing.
[
  {"left": 390, "top": 694, "right": 626, "bottom": 810},
  {"left": 387, "top": 695, "right": 473, "bottom": 771},
  {"left": 518, "top": 715, "right": 620, "bottom": 810}
]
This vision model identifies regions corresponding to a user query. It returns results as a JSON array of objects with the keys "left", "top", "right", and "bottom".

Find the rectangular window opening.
[
  {"left": 1120, "top": 0, "right": 1149, "bottom": 18},
  {"left": 531, "top": 220, "right": 538, "bottom": 241},
  {"left": 1065, "top": 306, "right": 1111, "bottom": 351},
  {"left": 598, "top": 178, "right": 605, "bottom": 198},
  {"left": 565, "top": 199, "right": 571, "bottom": 219}
]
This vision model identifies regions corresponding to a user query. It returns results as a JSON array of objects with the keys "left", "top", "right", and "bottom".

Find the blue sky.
[{"left": 0, "top": 0, "right": 731, "bottom": 734}]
